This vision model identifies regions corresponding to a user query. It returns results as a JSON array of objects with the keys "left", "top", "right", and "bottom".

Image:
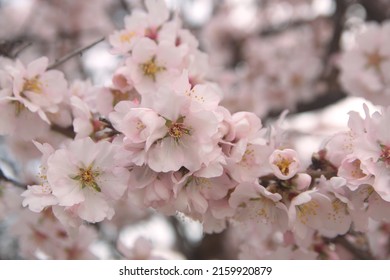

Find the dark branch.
[
  {"left": 47, "top": 37, "right": 105, "bottom": 70},
  {"left": 332, "top": 235, "right": 375, "bottom": 260},
  {"left": 359, "top": 0, "right": 390, "bottom": 23},
  {"left": 51, "top": 124, "right": 76, "bottom": 139},
  {"left": 325, "top": 0, "right": 348, "bottom": 61},
  {"left": 119, "top": 0, "right": 131, "bottom": 13},
  {"left": 11, "top": 41, "right": 33, "bottom": 58},
  {"left": 0, "top": 168, "right": 26, "bottom": 189},
  {"left": 0, "top": 39, "right": 25, "bottom": 58},
  {"left": 169, "top": 216, "right": 194, "bottom": 259}
]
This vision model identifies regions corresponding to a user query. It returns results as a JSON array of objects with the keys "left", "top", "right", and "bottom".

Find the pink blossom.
[
  {"left": 108, "top": 0, "right": 170, "bottom": 54},
  {"left": 339, "top": 21, "right": 390, "bottom": 105},
  {"left": 337, "top": 156, "right": 373, "bottom": 191},
  {"left": 8, "top": 57, "right": 68, "bottom": 123},
  {"left": 12, "top": 209, "right": 97, "bottom": 259},
  {"left": 125, "top": 38, "right": 184, "bottom": 94},
  {"left": 22, "top": 141, "right": 57, "bottom": 212},
  {"left": 229, "top": 182, "right": 288, "bottom": 231},
  {"left": 288, "top": 191, "right": 333, "bottom": 245},
  {"left": 140, "top": 89, "right": 220, "bottom": 173},
  {"left": 45, "top": 138, "right": 129, "bottom": 223},
  {"left": 70, "top": 96, "right": 94, "bottom": 139},
  {"left": 173, "top": 172, "right": 236, "bottom": 216},
  {"left": 269, "top": 149, "right": 300, "bottom": 180},
  {"left": 112, "top": 66, "right": 134, "bottom": 92},
  {"left": 0, "top": 64, "right": 49, "bottom": 139}
]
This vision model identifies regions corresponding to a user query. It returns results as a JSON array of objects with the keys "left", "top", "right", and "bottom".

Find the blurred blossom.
[{"left": 1, "top": 0, "right": 390, "bottom": 261}]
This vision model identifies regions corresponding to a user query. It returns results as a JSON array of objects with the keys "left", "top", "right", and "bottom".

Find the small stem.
[
  {"left": 11, "top": 41, "right": 33, "bottom": 58},
  {"left": 99, "top": 117, "right": 121, "bottom": 135},
  {"left": 47, "top": 37, "right": 105, "bottom": 70}
]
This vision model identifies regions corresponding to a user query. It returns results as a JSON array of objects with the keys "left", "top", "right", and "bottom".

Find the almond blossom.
[
  {"left": 125, "top": 38, "right": 183, "bottom": 94},
  {"left": 339, "top": 21, "right": 390, "bottom": 105},
  {"left": 7, "top": 57, "right": 68, "bottom": 123},
  {"left": 109, "top": 0, "right": 170, "bottom": 55},
  {"left": 269, "top": 148, "right": 300, "bottom": 180},
  {"left": 229, "top": 182, "right": 289, "bottom": 231},
  {"left": 23, "top": 138, "right": 130, "bottom": 224}
]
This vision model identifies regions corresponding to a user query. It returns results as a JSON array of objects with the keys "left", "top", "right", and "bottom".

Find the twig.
[
  {"left": 0, "top": 39, "right": 24, "bottom": 58},
  {"left": 359, "top": 0, "right": 390, "bottom": 23},
  {"left": 325, "top": 0, "right": 348, "bottom": 63},
  {"left": 47, "top": 37, "right": 105, "bottom": 70},
  {"left": 51, "top": 124, "right": 76, "bottom": 139},
  {"left": 119, "top": 0, "right": 131, "bottom": 13},
  {"left": 0, "top": 168, "right": 26, "bottom": 189},
  {"left": 11, "top": 41, "right": 33, "bottom": 58},
  {"left": 99, "top": 117, "right": 121, "bottom": 136},
  {"left": 332, "top": 235, "right": 375, "bottom": 260}
]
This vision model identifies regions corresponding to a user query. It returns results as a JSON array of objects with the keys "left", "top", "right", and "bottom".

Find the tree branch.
[
  {"left": 169, "top": 216, "right": 194, "bottom": 259},
  {"left": 0, "top": 168, "right": 26, "bottom": 189},
  {"left": 359, "top": 0, "right": 390, "bottom": 23},
  {"left": 332, "top": 235, "right": 375, "bottom": 260},
  {"left": 51, "top": 124, "right": 76, "bottom": 139},
  {"left": 47, "top": 37, "right": 105, "bottom": 70},
  {"left": 11, "top": 41, "right": 33, "bottom": 58}
]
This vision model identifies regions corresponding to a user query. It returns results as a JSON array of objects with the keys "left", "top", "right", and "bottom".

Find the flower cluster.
[
  {"left": 339, "top": 21, "right": 390, "bottom": 106},
  {"left": 1, "top": 0, "right": 390, "bottom": 260}
]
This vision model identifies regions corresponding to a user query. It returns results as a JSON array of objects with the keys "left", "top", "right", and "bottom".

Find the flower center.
[
  {"left": 23, "top": 76, "right": 43, "bottom": 94},
  {"left": 168, "top": 122, "right": 190, "bottom": 140},
  {"left": 365, "top": 50, "right": 387, "bottom": 70},
  {"left": 240, "top": 146, "right": 255, "bottom": 167},
  {"left": 296, "top": 200, "right": 319, "bottom": 225},
  {"left": 379, "top": 144, "right": 390, "bottom": 166},
  {"left": 111, "top": 89, "right": 130, "bottom": 106},
  {"left": 350, "top": 159, "right": 365, "bottom": 178},
  {"left": 71, "top": 165, "right": 101, "bottom": 192},
  {"left": 274, "top": 155, "right": 293, "bottom": 176},
  {"left": 140, "top": 58, "right": 165, "bottom": 80},
  {"left": 120, "top": 31, "right": 136, "bottom": 43},
  {"left": 290, "top": 73, "right": 303, "bottom": 88}
]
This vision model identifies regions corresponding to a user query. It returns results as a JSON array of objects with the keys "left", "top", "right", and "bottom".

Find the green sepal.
[{"left": 92, "top": 182, "right": 101, "bottom": 192}]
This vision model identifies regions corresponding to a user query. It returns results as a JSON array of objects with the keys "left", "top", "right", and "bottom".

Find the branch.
[
  {"left": 332, "top": 235, "right": 375, "bottom": 260},
  {"left": 0, "top": 39, "right": 25, "bottom": 58},
  {"left": 119, "top": 0, "right": 131, "bottom": 13},
  {"left": 51, "top": 124, "right": 76, "bottom": 139},
  {"left": 47, "top": 37, "right": 105, "bottom": 70},
  {"left": 191, "top": 231, "right": 230, "bottom": 259},
  {"left": 359, "top": 0, "right": 390, "bottom": 23},
  {"left": 324, "top": 0, "right": 348, "bottom": 62},
  {"left": 0, "top": 168, "right": 26, "bottom": 189},
  {"left": 11, "top": 41, "right": 33, "bottom": 58}
]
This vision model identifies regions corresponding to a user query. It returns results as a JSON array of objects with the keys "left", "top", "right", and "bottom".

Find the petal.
[
  {"left": 132, "top": 38, "right": 157, "bottom": 63},
  {"left": 77, "top": 191, "right": 114, "bottom": 223},
  {"left": 27, "top": 57, "right": 49, "bottom": 77}
]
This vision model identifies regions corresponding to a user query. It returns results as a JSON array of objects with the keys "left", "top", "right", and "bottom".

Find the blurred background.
[{"left": 0, "top": 0, "right": 389, "bottom": 259}]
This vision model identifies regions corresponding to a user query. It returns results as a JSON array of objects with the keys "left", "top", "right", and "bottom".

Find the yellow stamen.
[
  {"left": 71, "top": 165, "right": 101, "bottom": 192},
  {"left": 297, "top": 200, "right": 319, "bottom": 225},
  {"left": 365, "top": 50, "right": 387, "bottom": 70},
  {"left": 140, "top": 58, "right": 165, "bottom": 81},
  {"left": 168, "top": 123, "right": 190, "bottom": 140},
  {"left": 120, "top": 31, "right": 136, "bottom": 43},
  {"left": 274, "top": 154, "right": 294, "bottom": 176},
  {"left": 23, "top": 76, "right": 43, "bottom": 94}
]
